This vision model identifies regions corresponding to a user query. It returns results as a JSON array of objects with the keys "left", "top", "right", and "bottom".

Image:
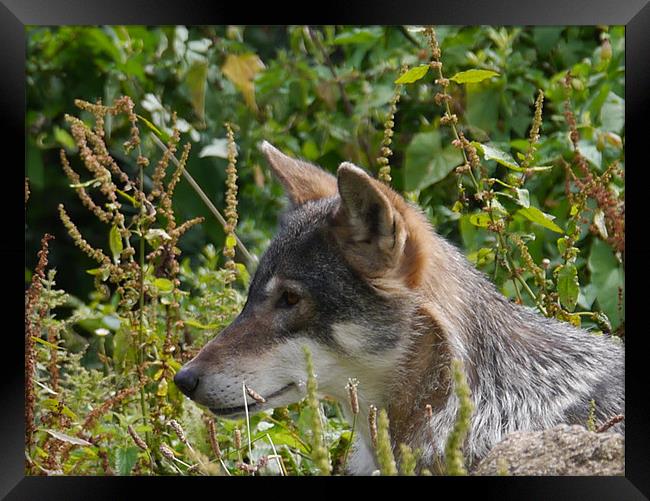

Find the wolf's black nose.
[{"left": 174, "top": 367, "right": 199, "bottom": 397}]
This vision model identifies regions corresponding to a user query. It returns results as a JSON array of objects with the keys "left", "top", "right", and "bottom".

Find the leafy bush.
[{"left": 25, "top": 25, "right": 624, "bottom": 476}]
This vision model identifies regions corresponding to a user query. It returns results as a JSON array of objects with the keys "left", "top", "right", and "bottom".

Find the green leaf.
[
  {"left": 266, "top": 429, "right": 309, "bottom": 453},
  {"left": 186, "top": 59, "right": 208, "bottom": 122},
  {"left": 404, "top": 131, "right": 463, "bottom": 190},
  {"left": 515, "top": 188, "right": 530, "bottom": 208},
  {"left": 136, "top": 114, "right": 169, "bottom": 142},
  {"left": 102, "top": 314, "right": 121, "bottom": 330},
  {"left": 113, "top": 325, "right": 136, "bottom": 370},
  {"left": 451, "top": 201, "right": 464, "bottom": 213},
  {"left": 198, "top": 138, "right": 229, "bottom": 159},
  {"left": 153, "top": 278, "right": 174, "bottom": 293},
  {"left": 156, "top": 378, "right": 168, "bottom": 397},
  {"left": 468, "top": 247, "right": 495, "bottom": 266},
  {"left": 32, "top": 336, "right": 64, "bottom": 351},
  {"left": 86, "top": 267, "right": 110, "bottom": 281},
  {"left": 532, "top": 27, "right": 565, "bottom": 56},
  {"left": 450, "top": 69, "right": 499, "bottom": 84},
  {"left": 144, "top": 229, "right": 172, "bottom": 249},
  {"left": 578, "top": 283, "right": 599, "bottom": 310},
  {"left": 466, "top": 86, "right": 500, "bottom": 134},
  {"left": 473, "top": 142, "right": 522, "bottom": 171},
  {"left": 588, "top": 239, "right": 624, "bottom": 328},
  {"left": 332, "top": 28, "right": 381, "bottom": 45},
  {"left": 593, "top": 209, "right": 608, "bottom": 239},
  {"left": 115, "top": 446, "right": 140, "bottom": 476},
  {"left": 578, "top": 140, "right": 602, "bottom": 169},
  {"left": 183, "top": 319, "right": 221, "bottom": 330},
  {"left": 236, "top": 262, "right": 250, "bottom": 286},
  {"left": 517, "top": 207, "right": 564, "bottom": 233},
  {"left": 599, "top": 92, "right": 624, "bottom": 134},
  {"left": 394, "top": 65, "right": 430, "bottom": 84},
  {"left": 53, "top": 126, "right": 77, "bottom": 152},
  {"left": 116, "top": 188, "right": 139, "bottom": 207},
  {"left": 109, "top": 225, "right": 123, "bottom": 264},
  {"left": 468, "top": 212, "right": 492, "bottom": 228},
  {"left": 301, "top": 139, "right": 319, "bottom": 160},
  {"left": 42, "top": 399, "right": 78, "bottom": 420},
  {"left": 556, "top": 264, "right": 579, "bottom": 312}
]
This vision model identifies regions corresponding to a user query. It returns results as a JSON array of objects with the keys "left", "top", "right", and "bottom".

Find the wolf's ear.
[
  {"left": 260, "top": 141, "right": 337, "bottom": 206},
  {"left": 331, "top": 162, "right": 407, "bottom": 276}
]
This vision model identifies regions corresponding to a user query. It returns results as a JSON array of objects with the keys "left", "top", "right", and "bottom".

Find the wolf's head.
[{"left": 174, "top": 142, "right": 439, "bottom": 417}]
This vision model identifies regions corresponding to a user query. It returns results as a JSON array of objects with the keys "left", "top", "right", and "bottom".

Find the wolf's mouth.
[{"left": 210, "top": 383, "right": 296, "bottom": 417}]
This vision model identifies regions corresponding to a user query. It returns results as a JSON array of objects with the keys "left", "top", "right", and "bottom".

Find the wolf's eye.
[{"left": 278, "top": 290, "right": 300, "bottom": 308}]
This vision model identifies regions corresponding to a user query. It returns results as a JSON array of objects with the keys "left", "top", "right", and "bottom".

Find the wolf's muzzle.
[{"left": 173, "top": 367, "right": 200, "bottom": 397}]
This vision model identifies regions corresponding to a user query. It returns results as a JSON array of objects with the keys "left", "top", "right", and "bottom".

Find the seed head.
[
  {"left": 346, "top": 378, "right": 360, "bottom": 415},
  {"left": 128, "top": 425, "right": 148, "bottom": 451},
  {"left": 245, "top": 385, "right": 267, "bottom": 404},
  {"left": 169, "top": 419, "right": 188, "bottom": 446},
  {"left": 368, "top": 405, "right": 378, "bottom": 448},
  {"left": 160, "top": 443, "right": 176, "bottom": 461}
]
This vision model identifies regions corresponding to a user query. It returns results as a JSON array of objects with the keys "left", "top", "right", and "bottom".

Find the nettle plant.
[
  {"left": 26, "top": 96, "right": 207, "bottom": 474},
  {"left": 390, "top": 27, "right": 624, "bottom": 335},
  {"left": 25, "top": 96, "right": 358, "bottom": 476}
]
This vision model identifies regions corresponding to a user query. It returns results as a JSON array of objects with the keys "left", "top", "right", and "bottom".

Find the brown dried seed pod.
[
  {"left": 160, "top": 443, "right": 176, "bottom": 461},
  {"left": 169, "top": 419, "right": 188, "bottom": 445},
  {"left": 206, "top": 418, "right": 222, "bottom": 459},
  {"left": 346, "top": 378, "right": 359, "bottom": 415},
  {"left": 245, "top": 385, "right": 267, "bottom": 404},
  {"left": 368, "top": 405, "right": 378, "bottom": 448},
  {"left": 128, "top": 425, "right": 148, "bottom": 451}
]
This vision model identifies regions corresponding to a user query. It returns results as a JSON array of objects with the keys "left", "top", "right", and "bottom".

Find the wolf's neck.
[{"left": 396, "top": 247, "right": 619, "bottom": 468}]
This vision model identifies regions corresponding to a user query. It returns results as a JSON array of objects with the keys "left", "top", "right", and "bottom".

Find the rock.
[{"left": 472, "top": 424, "right": 624, "bottom": 476}]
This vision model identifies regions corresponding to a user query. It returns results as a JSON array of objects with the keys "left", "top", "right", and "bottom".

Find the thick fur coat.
[{"left": 174, "top": 142, "right": 624, "bottom": 475}]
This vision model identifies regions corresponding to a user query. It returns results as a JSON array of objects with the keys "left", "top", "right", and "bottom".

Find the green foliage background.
[
  {"left": 24, "top": 25, "right": 625, "bottom": 475},
  {"left": 26, "top": 25, "right": 624, "bottom": 328}
]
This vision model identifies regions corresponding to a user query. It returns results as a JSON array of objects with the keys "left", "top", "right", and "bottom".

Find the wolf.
[{"left": 174, "top": 142, "right": 624, "bottom": 475}]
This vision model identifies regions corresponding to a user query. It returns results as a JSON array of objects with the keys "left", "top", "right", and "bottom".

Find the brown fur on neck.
[{"left": 387, "top": 305, "right": 452, "bottom": 472}]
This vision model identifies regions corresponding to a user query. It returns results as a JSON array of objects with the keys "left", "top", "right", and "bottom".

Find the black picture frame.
[{"left": 7, "top": 1, "right": 649, "bottom": 499}]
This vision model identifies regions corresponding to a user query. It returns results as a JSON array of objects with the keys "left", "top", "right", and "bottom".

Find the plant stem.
[
  {"left": 341, "top": 414, "right": 357, "bottom": 472},
  {"left": 242, "top": 382, "right": 254, "bottom": 474},
  {"left": 496, "top": 228, "right": 546, "bottom": 315},
  {"left": 266, "top": 433, "right": 287, "bottom": 476},
  {"left": 432, "top": 64, "right": 481, "bottom": 191},
  {"left": 138, "top": 162, "right": 150, "bottom": 449},
  {"left": 265, "top": 416, "right": 312, "bottom": 452},
  {"left": 150, "top": 134, "right": 257, "bottom": 268}
]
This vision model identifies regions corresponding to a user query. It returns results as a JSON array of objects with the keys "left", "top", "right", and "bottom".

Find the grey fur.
[
  {"left": 409, "top": 235, "right": 624, "bottom": 470},
  {"left": 271, "top": 197, "right": 624, "bottom": 471},
  {"left": 177, "top": 152, "right": 624, "bottom": 475}
]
